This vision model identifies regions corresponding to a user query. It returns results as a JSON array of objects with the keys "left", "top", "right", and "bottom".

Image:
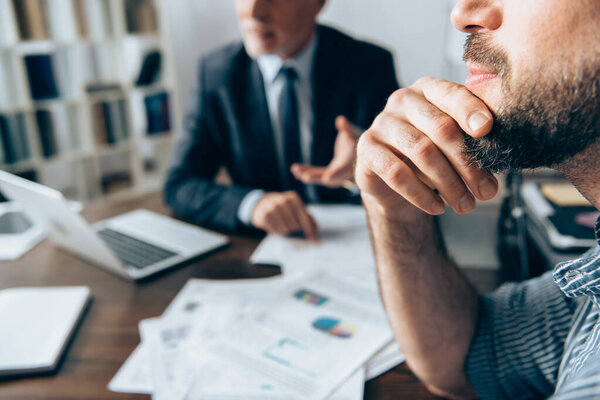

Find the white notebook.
[{"left": 0, "top": 286, "right": 91, "bottom": 376}]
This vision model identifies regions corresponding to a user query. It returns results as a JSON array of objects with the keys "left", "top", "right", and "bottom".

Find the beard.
[{"left": 462, "top": 33, "right": 600, "bottom": 173}]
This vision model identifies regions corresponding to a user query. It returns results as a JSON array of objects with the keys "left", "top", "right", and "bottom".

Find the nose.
[
  {"left": 451, "top": 0, "right": 503, "bottom": 34},
  {"left": 248, "top": 0, "right": 269, "bottom": 21}
]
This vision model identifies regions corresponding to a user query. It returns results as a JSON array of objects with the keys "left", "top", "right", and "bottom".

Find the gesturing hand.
[
  {"left": 291, "top": 116, "right": 361, "bottom": 188},
  {"left": 355, "top": 77, "right": 499, "bottom": 218}
]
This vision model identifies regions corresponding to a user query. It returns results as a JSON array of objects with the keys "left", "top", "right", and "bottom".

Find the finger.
[
  {"left": 291, "top": 163, "right": 307, "bottom": 177},
  {"left": 376, "top": 115, "right": 475, "bottom": 214},
  {"left": 390, "top": 87, "right": 498, "bottom": 200},
  {"left": 360, "top": 134, "right": 446, "bottom": 215},
  {"left": 276, "top": 201, "right": 300, "bottom": 234},
  {"left": 266, "top": 208, "right": 288, "bottom": 234},
  {"left": 282, "top": 195, "right": 305, "bottom": 233},
  {"left": 413, "top": 77, "right": 493, "bottom": 138},
  {"left": 322, "top": 161, "right": 353, "bottom": 183},
  {"left": 292, "top": 164, "right": 327, "bottom": 184},
  {"left": 336, "top": 115, "right": 361, "bottom": 137},
  {"left": 292, "top": 199, "right": 318, "bottom": 240},
  {"left": 306, "top": 213, "right": 318, "bottom": 240}
]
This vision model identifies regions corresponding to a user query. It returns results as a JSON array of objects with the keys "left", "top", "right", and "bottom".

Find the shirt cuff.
[{"left": 237, "top": 189, "right": 266, "bottom": 226}]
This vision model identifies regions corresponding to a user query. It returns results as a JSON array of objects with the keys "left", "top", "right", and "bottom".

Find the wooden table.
[{"left": 0, "top": 193, "right": 444, "bottom": 400}]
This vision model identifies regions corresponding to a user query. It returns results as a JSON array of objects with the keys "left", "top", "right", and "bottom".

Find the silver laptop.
[{"left": 0, "top": 171, "right": 229, "bottom": 281}]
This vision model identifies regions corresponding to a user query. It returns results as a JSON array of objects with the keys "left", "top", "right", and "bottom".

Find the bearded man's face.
[{"left": 452, "top": 0, "right": 600, "bottom": 172}]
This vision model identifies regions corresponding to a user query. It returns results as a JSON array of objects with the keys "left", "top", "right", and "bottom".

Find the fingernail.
[
  {"left": 458, "top": 193, "right": 475, "bottom": 213},
  {"left": 479, "top": 176, "right": 498, "bottom": 199},
  {"left": 468, "top": 111, "right": 490, "bottom": 132},
  {"left": 431, "top": 198, "right": 446, "bottom": 214}
]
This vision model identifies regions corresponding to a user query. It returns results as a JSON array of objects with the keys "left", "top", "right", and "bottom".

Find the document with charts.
[
  {"left": 109, "top": 277, "right": 371, "bottom": 400},
  {"left": 199, "top": 272, "right": 392, "bottom": 399}
]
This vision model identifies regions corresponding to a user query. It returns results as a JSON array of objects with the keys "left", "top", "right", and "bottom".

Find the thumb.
[{"left": 336, "top": 115, "right": 355, "bottom": 135}]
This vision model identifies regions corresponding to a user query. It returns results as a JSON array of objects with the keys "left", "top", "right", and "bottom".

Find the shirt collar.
[
  {"left": 554, "top": 216, "right": 600, "bottom": 300},
  {"left": 256, "top": 31, "right": 318, "bottom": 85}
]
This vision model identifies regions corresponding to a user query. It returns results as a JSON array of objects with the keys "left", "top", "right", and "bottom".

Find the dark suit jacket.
[{"left": 164, "top": 25, "right": 399, "bottom": 233}]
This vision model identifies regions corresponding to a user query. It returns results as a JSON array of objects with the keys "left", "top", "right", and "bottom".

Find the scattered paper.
[
  {"left": 110, "top": 205, "right": 406, "bottom": 400},
  {"left": 251, "top": 205, "right": 377, "bottom": 284},
  {"left": 201, "top": 273, "right": 392, "bottom": 399}
]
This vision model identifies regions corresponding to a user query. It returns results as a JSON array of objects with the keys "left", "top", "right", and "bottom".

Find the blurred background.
[{"left": 0, "top": 0, "right": 467, "bottom": 204}]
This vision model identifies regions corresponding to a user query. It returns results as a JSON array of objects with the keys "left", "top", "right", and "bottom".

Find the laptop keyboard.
[{"left": 97, "top": 228, "right": 178, "bottom": 269}]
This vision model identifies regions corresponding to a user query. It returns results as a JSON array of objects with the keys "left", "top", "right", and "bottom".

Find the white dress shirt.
[{"left": 237, "top": 33, "right": 319, "bottom": 226}]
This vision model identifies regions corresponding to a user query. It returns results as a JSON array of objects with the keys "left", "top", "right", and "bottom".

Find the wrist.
[
  {"left": 363, "top": 195, "right": 444, "bottom": 259},
  {"left": 362, "top": 192, "right": 430, "bottom": 224}
]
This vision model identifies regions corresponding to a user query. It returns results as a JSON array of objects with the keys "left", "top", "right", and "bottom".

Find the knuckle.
[
  {"left": 437, "top": 79, "right": 459, "bottom": 97},
  {"left": 411, "top": 138, "right": 437, "bottom": 160},
  {"left": 413, "top": 76, "right": 434, "bottom": 89},
  {"left": 284, "top": 191, "right": 298, "bottom": 201},
  {"left": 384, "top": 162, "right": 409, "bottom": 187},
  {"left": 356, "top": 134, "right": 370, "bottom": 158},
  {"left": 431, "top": 115, "right": 458, "bottom": 139},
  {"left": 387, "top": 89, "right": 409, "bottom": 108}
]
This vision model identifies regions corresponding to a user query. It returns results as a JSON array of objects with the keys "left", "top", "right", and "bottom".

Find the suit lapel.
[
  {"left": 230, "top": 53, "right": 282, "bottom": 186},
  {"left": 311, "top": 26, "right": 344, "bottom": 167}
]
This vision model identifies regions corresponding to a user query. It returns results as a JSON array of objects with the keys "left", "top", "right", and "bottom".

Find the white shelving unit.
[{"left": 0, "top": 0, "right": 178, "bottom": 202}]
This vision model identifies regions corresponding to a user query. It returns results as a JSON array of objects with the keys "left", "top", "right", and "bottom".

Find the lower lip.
[
  {"left": 249, "top": 30, "right": 275, "bottom": 40},
  {"left": 465, "top": 73, "right": 499, "bottom": 91}
]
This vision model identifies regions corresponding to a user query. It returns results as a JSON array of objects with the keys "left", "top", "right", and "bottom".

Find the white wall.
[{"left": 163, "top": 0, "right": 468, "bottom": 122}]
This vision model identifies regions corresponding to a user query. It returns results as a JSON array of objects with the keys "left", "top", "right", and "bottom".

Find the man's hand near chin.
[
  {"left": 355, "top": 77, "right": 497, "bottom": 399},
  {"left": 291, "top": 115, "right": 361, "bottom": 188}
]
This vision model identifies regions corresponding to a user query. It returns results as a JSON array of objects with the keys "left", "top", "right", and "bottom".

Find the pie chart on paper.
[{"left": 312, "top": 317, "right": 356, "bottom": 339}]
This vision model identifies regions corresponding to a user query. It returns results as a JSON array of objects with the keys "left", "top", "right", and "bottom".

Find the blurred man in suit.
[{"left": 164, "top": 0, "right": 398, "bottom": 238}]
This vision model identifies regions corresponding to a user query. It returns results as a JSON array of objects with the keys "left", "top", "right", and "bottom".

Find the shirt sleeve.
[
  {"left": 237, "top": 189, "right": 266, "bottom": 226},
  {"left": 466, "top": 271, "right": 578, "bottom": 400}
]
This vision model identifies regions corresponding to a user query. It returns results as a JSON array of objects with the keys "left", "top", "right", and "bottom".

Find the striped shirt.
[{"left": 466, "top": 218, "right": 600, "bottom": 399}]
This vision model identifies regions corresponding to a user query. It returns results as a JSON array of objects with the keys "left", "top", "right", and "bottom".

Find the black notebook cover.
[
  {"left": 135, "top": 50, "right": 161, "bottom": 86},
  {"left": 35, "top": 109, "right": 57, "bottom": 158},
  {"left": 24, "top": 54, "right": 59, "bottom": 100}
]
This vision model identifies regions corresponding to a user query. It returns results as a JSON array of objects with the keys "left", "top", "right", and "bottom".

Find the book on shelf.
[
  {"left": 85, "top": 0, "right": 113, "bottom": 39},
  {"left": 125, "top": 0, "right": 158, "bottom": 33},
  {"left": 46, "top": 0, "right": 77, "bottom": 41},
  {"left": 53, "top": 46, "right": 81, "bottom": 100},
  {"left": 135, "top": 50, "right": 162, "bottom": 86},
  {"left": 0, "top": 0, "right": 19, "bottom": 45},
  {"left": 90, "top": 97, "right": 131, "bottom": 147},
  {"left": 0, "top": 113, "right": 31, "bottom": 165},
  {"left": 35, "top": 109, "right": 58, "bottom": 158},
  {"left": 49, "top": 103, "right": 79, "bottom": 154},
  {"left": 72, "top": 0, "right": 88, "bottom": 38},
  {"left": 144, "top": 91, "right": 171, "bottom": 135},
  {"left": 11, "top": 0, "right": 49, "bottom": 41},
  {"left": 84, "top": 42, "right": 119, "bottom": 83},
  {"left": 24, "top": 54, "right": 59, "bottom": 101},
  {"left": 0, "top": 51, "right": 22, "bottom": 109}
]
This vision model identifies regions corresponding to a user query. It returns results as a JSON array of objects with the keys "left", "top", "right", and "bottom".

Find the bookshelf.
[{"left": 0, "top": 0, "right": 178, "bottom": 202}]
